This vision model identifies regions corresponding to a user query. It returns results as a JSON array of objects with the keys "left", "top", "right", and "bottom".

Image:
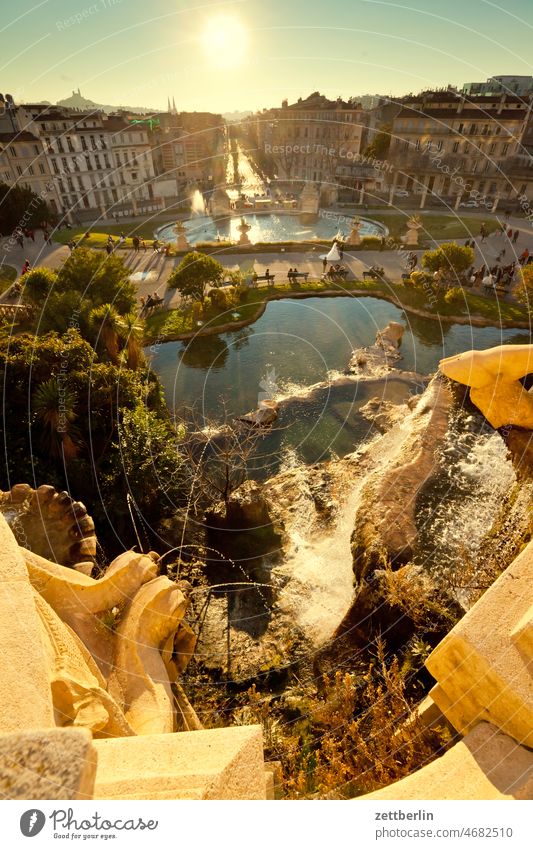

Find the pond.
[
  {"left": 146, "top": 296, "right": 529, "bottom": 475},
  {"left": 156, "top": 212, "right": 386, "bottom": 246}
]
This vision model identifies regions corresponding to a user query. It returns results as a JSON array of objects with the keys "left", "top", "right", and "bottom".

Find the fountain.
[
  {"left": 237, "top": 216, "right": 252, "bottom": 246},
  {"left": 173, "top": 220, "right": 191, "bottom": 252},
  {"left": 190, "top": 189, "right": 206, "bottom": 216}
]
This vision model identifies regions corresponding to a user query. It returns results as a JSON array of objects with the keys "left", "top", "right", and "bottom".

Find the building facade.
[
  {"left": 386, "top": 90, "right": 533, "bottom": 208},
  {"left": 255, "top": 92, "right": 366, "bottom": 200},
  {"left": 2, "top": 103, "right": 159, "bottom": 221}
]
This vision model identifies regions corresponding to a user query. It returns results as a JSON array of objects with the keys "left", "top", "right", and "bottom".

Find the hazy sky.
[{"left": 2, "top": 0, "right": 532, "bottom": 112}]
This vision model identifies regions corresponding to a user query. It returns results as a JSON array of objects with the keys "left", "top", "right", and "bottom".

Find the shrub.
[
  {"left": 409, "top": 271, "right": 429, "bottom": 288},
  {"left": 444, "top": 286, "right": 464, "bottom": 305},
  {"left": 361, "top": 236, "right": 382, "bottom": 248}
]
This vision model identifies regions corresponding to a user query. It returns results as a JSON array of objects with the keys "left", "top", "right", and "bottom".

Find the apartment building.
[
  {"left": 0, "top": 130, "right": 60, "bottom": 212},
  {"left": 3, "top": 103, "right": 159, "bottom": 220},
  {"left": 149, "top": 109, "right": 225, "bottom": 197},
  {"left": 387, "top": 90, "right": 533, "bottom": 207},
  {"left": 462, "top": 76, "right": 533, "bottom": 97},
  {"left": 255, "top": 92, "right": 365, "bottom": 199}
]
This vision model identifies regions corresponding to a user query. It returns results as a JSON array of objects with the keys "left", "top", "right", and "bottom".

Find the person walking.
[
  {"left": 322, "top": 257, "right": 328, "bottom": 274},
  {"left": 480, "top": 222, "right": 487, "bottom": 242},
  {"left": 512, "top": 229, "right": 520, "bottom": 244},
  {"left": 519, "top": 248, "right": 530, "bottom": 266},
  {"left": 21, "top": 259, "right": 31, "bottom": 276}
]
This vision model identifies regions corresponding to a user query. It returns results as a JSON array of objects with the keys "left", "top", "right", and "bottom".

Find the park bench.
[
  {"left": 252, "top": 274, "right": 276, "bottom": 286},
  {"left": 288, "top": 272, "right": 309, "bottom": 283}
]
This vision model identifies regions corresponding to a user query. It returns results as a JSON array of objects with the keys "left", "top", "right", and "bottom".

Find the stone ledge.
[
  {"left": 426, "top": 539, "right": 533, "bottom": 747},
  {"left": 0, "top": 728, "right": 96, "bottom": 800},
  {"left": 93, "top": 725, "right": 266, "bottom": 800},
  {"left": 360, "top": 722, "right": 533, "bottom": 800}
]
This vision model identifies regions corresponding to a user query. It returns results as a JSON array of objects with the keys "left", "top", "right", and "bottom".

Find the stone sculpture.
[
  {"left": 237, "top": 216, "right": 252, "bottom": 245},
  {"left": 403, "top": 215, "right": 423, "bottom": 246},
  {"left": 173, "top": 220, "right": 191, "bottom": 251},
  {"left": 0, "top": 484, "right": 97, "bottom": 574},
  {"left": 440, "top": 344, "right": 533, "bottom": 429},
  {"left": 0, "top": 511, "right": 196, "bottom": 740},
  {"left": 348, "top": 217, "right": 362, "bottom": 245}
]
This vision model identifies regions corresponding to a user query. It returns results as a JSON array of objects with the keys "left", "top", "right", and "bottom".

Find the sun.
[{"left": 201, "top": 15, "right": 248, "bottom": 69}]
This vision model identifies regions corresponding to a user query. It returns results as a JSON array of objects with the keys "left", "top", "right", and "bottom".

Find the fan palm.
[
  {"left": 118, "top": 312, "right": 144, "bottom": 370},
  {"left": 89, "top": 303, "right": 122, "bottom": 363},
  {"left": 33, "top": 378, "right": 82, "bottom": 461}
]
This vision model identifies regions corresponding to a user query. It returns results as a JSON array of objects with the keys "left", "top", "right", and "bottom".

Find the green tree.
[
  {"left": 33, "top": 377, "right": 82, "bottom": 461},
  {"left": 89, "top": 304, "right": 123, "bottom": 363},
  {"left": 119, "top": 312, "right": 144, "bottom": 370},
  {"left": 56, "top": 248, "right": 136, "bottom": 315},
  {"left": 363, "top": 125, "right": 392, "bottom": 160},
  {"left": 167, "top": 251, "right": 224, "bottom": 303},
  {"left": 422, "top": 242, "right": 474, "bottom": 281},
  {"left": 22, "top": 267, "right": 58, "bottom": 304},
  {"left": 0, "top": 182, "right": 56, "bottom": 236}
]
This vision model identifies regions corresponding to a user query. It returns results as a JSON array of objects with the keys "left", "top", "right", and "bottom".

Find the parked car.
[
  {"left": 395, "top": 189, "right": 410, "bottom": 198},
  {"left": 459, "top": 200, "right": 480, "bottom": 208}
]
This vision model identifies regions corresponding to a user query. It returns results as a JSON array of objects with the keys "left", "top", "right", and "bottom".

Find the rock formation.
[
  {"left": 440, "top": 344, "right": 533, "bottom": 429},
  {"left": 347, "top": 320, "right": 408, "bottom": 378}
]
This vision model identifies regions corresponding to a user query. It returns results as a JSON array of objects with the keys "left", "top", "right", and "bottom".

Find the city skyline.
[{"left": 2, "top": 0, "right": 533, "bottom": 114}]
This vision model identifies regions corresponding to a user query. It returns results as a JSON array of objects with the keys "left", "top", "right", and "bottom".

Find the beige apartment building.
[
  {"left": 255, "top": 92, "right": 367, "bottom": 200},
  {"left": 387, "top": 91, "right": 533, "bottom": 208},
  {"left": 0, "top": 130, "right": 61, "bottom": 213}
]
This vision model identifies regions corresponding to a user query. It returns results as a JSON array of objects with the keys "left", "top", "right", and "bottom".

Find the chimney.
[{"left": 497, "top": 93, "right": 507, "bottom": 114}]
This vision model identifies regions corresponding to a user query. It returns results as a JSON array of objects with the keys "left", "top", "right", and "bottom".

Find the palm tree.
[
  {"left": 89, "top": 304, "right": 122, "bottom": 363},
  {"left": 33, "top": 378, "right": 81, "bottom": 461},
  {"left": 118, "top": 312, "right": 144, "bottom": 370}
]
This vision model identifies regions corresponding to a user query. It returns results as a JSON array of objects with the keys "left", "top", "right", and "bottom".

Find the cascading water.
[{"left": 415, "top": 405, "right": 517, "bottom": 607}]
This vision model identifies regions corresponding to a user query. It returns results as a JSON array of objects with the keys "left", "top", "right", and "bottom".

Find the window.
[
  {"left": 90, "top": 135, "right": 97, "bottom": 150},
  {"left": 81, "top": 136, "right": 87, "bottom": 151},
  {"left": 85, "top": 154, "right": 92, "bottom": 170},
  {"left": 16, "top": 165, "right": 22, "bottom": 175},
  {"left": 67, "top": 136, "right": 74, "bottom": 152},
  {"left": 490, "top": 143, "right": 496, "bottom": 154},
  {"left": 52, "top": 160, "right": 60, "bottom": 174},
  {"left": 28, "top": 165, "right": 34, "bottom": 175},
  {"left": 453, "top": 141, "right": 459, "bottom": 153},
  {"left": 33, "top": 144, "right": 39, "bottom": 155},
  {"left": 94, "top": 154, "right": 101, "bottom": 169},
  {"left": 57, "top": 139, "right": 64, "bottom": 153},
  {"left": 415, "top": 138, "right": 420, "bottom": 150},
  {"left": 502, "top": 143, "right": 509, "bottom": 155},
  {"left": 61, "top": 157, "right": 68, "bottom": 171},
  {"left": 39, "top": 163, "right": 45, "bottom": 174},
  {"left": 9, "top": 148, "right": 16, "bottom": 158}
]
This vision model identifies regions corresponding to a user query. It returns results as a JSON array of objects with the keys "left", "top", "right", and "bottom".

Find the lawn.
[
  {"left": 369, "top": 213, "right": 501, "bottom": 242},
  {"left": 144, "top": 276, "right": 530, "bottom": 344},
  {"left": 0, "top": 265, "right": 17, "bottom": 295},
  {"left": 52, "top": 214, "right": 180, "bottom": 247}
]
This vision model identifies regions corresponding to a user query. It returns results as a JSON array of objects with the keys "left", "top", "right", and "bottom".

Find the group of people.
[
  {"left": 287, "top": 267, "right": 301, "bottom": 282},
  {"left": 140, "top": 293, "right": 163, "bottom": 315},
  {"left": 13, "top": 225, "right": 53, "bottom": 248},
  {"left": 468, "top": 262, "right": 519, "bottom": 293},
  {"left": 322, "top": 263, "right": 348, "bottom": 280}
]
